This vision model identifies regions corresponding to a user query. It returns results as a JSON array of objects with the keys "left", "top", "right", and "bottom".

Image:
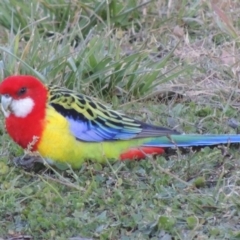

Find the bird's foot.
[{"left": 13, "top": 154, "right": 44, "bottom": 170}]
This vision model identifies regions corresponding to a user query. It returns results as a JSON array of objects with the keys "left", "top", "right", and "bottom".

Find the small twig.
[
  {"left": 40, "top": 174, "right": 85, "bottom": 191},
  {"left": 156, "top": 164, "right": 192, "bottom": 187}
]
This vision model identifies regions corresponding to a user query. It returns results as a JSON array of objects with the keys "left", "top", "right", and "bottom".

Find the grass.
[{"left": 1, "top": 0, "right": 240, "bottom": 239}]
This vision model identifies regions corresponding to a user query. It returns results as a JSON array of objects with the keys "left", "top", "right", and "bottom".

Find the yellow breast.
[{"left": 37, "top": 106, "right": 144, "bottom": 168}]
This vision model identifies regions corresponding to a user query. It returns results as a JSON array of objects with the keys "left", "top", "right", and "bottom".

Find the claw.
[{"left": 13, "top": 155, "right": 44, "bottom": 170}]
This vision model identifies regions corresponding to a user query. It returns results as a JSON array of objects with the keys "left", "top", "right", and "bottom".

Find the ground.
[{"left": 0, "top": 0, "right": 240, "bottom": 239}]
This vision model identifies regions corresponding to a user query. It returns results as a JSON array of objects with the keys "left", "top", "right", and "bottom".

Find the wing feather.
[{"left": 47, "top": 85, "right": 180, "bottom": 142}]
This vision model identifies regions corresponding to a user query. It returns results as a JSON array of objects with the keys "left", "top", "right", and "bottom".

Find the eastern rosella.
[{"left": 0, "top": 75, "right": 240, "bottom": 169}]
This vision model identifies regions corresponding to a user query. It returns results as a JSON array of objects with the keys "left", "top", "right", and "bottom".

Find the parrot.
[{"left": 0, "top": 75, "right": 240, "bottom": 169}]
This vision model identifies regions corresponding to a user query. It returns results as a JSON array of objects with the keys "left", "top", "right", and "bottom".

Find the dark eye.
[{"left": 17, "top": 87, "right": 27, "bottom": 96}]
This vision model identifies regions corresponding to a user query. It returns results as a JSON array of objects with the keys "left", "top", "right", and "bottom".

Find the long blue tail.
[{"left": 144, "top": 134, "right": 240, "bottom": 147}]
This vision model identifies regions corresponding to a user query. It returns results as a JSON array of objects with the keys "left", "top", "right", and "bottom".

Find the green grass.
[{"left": 1, "top": 0, "right": 240, "bottom": 239}]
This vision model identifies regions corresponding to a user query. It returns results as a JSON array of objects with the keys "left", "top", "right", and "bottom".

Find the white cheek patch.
[{"left": 11, "top": 97, "right": 35, "bottom": 118}]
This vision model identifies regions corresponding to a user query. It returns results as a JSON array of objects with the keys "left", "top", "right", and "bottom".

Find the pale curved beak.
[{"left": 1, "top": 95, "right": 13, "bottom": 117}]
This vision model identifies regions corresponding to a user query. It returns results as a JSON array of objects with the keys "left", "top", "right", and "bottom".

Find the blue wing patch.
[{"left": 66, "top": 116, "right": 139, "bottom": 141}]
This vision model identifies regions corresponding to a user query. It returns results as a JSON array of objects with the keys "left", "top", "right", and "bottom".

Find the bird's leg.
[{"left": 13, "top": 153, "right": 44, "bottom": 170}]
